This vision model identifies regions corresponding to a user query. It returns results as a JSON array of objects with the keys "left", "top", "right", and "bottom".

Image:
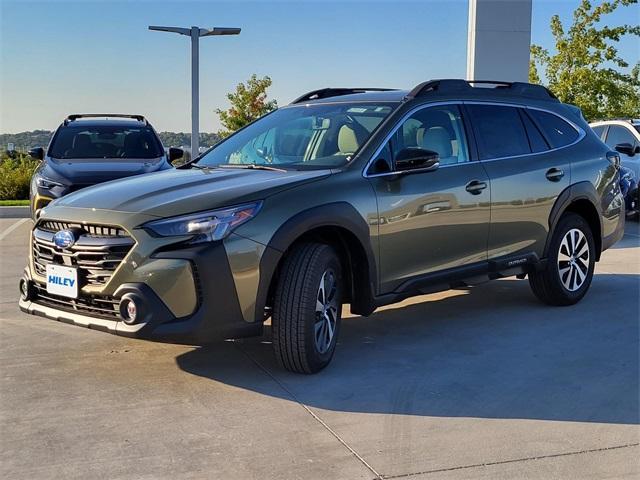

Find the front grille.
[
  {"left": 32, "top": 283, "right": 120, "bottom": 319},
  {"left": 32, "top": 221, "right": 135, "bottom": 287},
  {"left": 38, "top": 220, "right": 128, "bottom": 238}
]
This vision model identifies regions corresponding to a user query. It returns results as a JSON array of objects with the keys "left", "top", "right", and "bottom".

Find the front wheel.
[
  {"left": 529, "top": 213, "right": 596, "bottom": 306},
  {"left": 272, "top": 243, "right": 343, "bottom": 374}
]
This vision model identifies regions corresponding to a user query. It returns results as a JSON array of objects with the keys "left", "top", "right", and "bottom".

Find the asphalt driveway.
[{"left": 1, "top": 217, "right": 638, "bottom": 479}]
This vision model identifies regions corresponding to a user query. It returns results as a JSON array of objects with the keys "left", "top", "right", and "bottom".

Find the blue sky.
[{"left": 1, "top": 0, "right": 638, "bottom": 133}]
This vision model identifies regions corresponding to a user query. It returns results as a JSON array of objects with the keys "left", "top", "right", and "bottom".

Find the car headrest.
[
  {"left": 338, "top": 125, "right": 359, "bottom": 154},
  {"left": 418, "top": 126, "right": 453, "bottom": 158},
  {"left": 72, "top": 134, "right": 92, "bottom": 149},
  {"left": 413, "top": 110, "right": 454, "bottom": 135},
  {"left": 124, "top": 132, "right": 143, "bottom": 148}
]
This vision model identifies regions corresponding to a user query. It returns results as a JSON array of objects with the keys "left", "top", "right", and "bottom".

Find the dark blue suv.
[{"left": 28, "top": 114, "right": 183, "bottom": 216}]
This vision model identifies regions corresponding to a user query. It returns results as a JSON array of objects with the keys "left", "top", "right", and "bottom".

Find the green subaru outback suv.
[{"left": 20, "top": 80, "right": 625, "bottom": 373}]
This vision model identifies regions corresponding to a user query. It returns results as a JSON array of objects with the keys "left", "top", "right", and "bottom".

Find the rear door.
[
  {"left": 465, "top": 103, "right": 576, "bottom": 261},
  {"left": 367, "top": 103, "right": 491, "bottom": 292}
]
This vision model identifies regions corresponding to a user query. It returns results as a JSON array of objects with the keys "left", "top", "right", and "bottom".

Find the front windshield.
[
  {"left": 196, "top": 102, "right": 396, "bottom": 169},
  {"left": 49, "top": 125, "right": 164, "bottom": 160}
]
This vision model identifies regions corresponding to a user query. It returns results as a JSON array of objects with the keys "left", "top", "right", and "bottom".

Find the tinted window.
[
  {"left": 393, "top": 105, "right": 469, "bottom": 166},
  {"left": 605, "top": 125, "right": 637, "bottom": 149},
  {"left": 49, "top": 125, "right": 163, "bottom": 159},
  {"left": 520, "top": 110, "right": 549, "bottom": 153},
  {"left": 528, "top": 110, "right": 579, "bottom": 148},
  {"left": 591, "top": 125, "right": 606, "bottom": 139},
  {"left": 467, "top": 105, "right": 530, "bottom": 159}
]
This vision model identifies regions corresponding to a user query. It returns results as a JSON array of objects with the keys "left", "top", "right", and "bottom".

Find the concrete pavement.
[{"left": 1, "top": 217, "right": 638, "bottom": 479}]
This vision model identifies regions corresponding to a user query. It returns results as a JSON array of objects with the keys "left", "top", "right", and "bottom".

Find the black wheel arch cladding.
[{"left": 255, "top": 202, "right": 378, "bottom": 323}]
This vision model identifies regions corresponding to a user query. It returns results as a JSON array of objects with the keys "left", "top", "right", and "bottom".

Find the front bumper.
[{"left": 21, "top": 237, "right": 265, "bottom": 344}]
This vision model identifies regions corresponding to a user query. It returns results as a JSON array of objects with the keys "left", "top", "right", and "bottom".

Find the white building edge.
[{"left": 467, "top": 0, "right": 532, "bottom": 83}]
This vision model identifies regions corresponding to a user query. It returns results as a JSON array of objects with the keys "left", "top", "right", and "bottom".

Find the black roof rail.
[
  {"left": 64, "top": 114, "right": 147, "bottom": 125},
  {"left": 291, "top": 88, "right": 397, "bottom": 104},
  {"left": 406, "top": 79, "right": 558, "bottom": 101},
  {"left": 406, "top": 79, "right": 471, "bottom": 99}
]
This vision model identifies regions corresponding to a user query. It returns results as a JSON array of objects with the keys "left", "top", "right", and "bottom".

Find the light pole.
[{"left": 149, "top": 25, "right": 241, "bottom": 157}]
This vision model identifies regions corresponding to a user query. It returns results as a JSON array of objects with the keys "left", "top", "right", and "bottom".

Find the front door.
[{"left": 367, "top": 104, "right": 490, "bottom": 293}]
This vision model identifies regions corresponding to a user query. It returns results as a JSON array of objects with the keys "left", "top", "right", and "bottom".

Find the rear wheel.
[
  {"left": 529, "top": 213, "right": 595, "bottom": 306},
  {"left": 272, "top": 243, "right": 343, "bottom": 374}
]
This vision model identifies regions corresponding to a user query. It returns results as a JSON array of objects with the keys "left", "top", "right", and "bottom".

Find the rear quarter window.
[{"left": 528, "top": 110, "right": 579, "bottom": 148}]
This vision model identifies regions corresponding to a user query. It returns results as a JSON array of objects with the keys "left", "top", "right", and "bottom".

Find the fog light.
[
  {"left": 120, "top": 297, "right": 139, "bottom": 324},
  {"left": 19, "top": 279, "right": 31, "bottom": 301},
  {"left": 118, "top": 293, "right": 147, "bottom": 325},
  {"left": 126, "top": 301, "right": 137, "bottom": 322}
]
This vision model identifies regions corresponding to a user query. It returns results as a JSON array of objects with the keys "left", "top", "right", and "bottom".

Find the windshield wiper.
[
  {"left": 184, "top": 163, "right": 217, "bottom": 170},
  {"left": 219, "top": 164, "right": 288, "bottom": 172}
]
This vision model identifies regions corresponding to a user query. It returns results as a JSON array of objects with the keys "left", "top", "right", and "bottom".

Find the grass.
[{"left": 0, "top": 199, "right": 30, "bottom": 206}]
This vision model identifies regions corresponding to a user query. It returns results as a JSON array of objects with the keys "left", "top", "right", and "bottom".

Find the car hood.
[
  {"left": 46, "top": 157, "right": 165, "bottom": 184},
  {"left": 54, "top": 167, "right": 331, "bottom": 217}
]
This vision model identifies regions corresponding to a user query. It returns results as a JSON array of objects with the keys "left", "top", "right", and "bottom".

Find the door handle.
[
  {"left": 546, "top": 168, "right": 564, "bottom": 182},
  {"left": 465, "top": 180, "right": 487, "bottom": 195}
]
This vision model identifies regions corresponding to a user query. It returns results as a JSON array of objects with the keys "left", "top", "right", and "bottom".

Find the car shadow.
[
  {"left": 176, "top": 274, "right": 639, "bottom": 425},
  {"left": 610, "top": 230, "right": 639, "bottom": 249}
]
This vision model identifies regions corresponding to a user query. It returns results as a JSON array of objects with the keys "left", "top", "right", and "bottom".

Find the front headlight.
[
  {"left": 36, "top": 175, "right": 64, "bottom": 189},
  {"left": 143, "top": 201, "right": 262, "bottom": 244}
]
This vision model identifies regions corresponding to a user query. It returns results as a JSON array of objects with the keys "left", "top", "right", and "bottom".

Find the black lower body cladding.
[
  {"left": 136, "top": 242, "right": 263, "bottom": 343},
  {"left": 21, "top": 242, "right": 262, "bottom": 344}
]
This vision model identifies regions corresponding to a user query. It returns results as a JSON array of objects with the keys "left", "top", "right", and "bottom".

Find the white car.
[{"left": 590, "top": 119, "right": 640, "bottom": 178}]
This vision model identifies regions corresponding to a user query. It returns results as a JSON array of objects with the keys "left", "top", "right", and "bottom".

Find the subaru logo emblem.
[{"left": 53, "top": 230, "right": 76, "bottom": 249}]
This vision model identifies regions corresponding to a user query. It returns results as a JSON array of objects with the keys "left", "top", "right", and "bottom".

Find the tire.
[
  {"left": 272, "top": 242, "right": 343, "bottom": 374},
  {"left": 529, "top": 212, "right": 596, "bottom": 306}
]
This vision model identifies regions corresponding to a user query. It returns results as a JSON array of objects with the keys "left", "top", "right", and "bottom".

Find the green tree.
[
  {"left": 215, "top": 74, "right": 278, "bottom": 138},
  {"left": 0, "top": 151, "right": 39, "bottom": 200},
  {"left": 529, "top": 0, "right": 640, "bottom": 120}
]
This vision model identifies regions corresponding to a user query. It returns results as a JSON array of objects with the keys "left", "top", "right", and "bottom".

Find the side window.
[
  {"left": 466, "top": 104, "right": 530, "bottom": 159},
  {"left": 605, "top": 125, "right": 637, "bottom": 149},
  {"left": 394, "top": 105, "right": 470, "bottom": 166},
  {"left": 528, "top": 109, "right": 579, "bottom": 148},
  {"left": 520, "top": 109, "right": 549, "bottom": 153},
  {"left": 591, "top": 125, "right": 606, "bottom": 140}
]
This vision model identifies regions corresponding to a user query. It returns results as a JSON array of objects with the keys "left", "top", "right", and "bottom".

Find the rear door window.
[
  {"left": 466, "top": 104, "right": 530, "bottom": 160},
  {"left": 527, "top": 110, "right": 579, "bottom": 148}
]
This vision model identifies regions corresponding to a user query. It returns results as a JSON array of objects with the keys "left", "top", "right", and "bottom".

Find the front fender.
[{"left": 253, "top": 202, "right": 377, "bottom": 322}]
